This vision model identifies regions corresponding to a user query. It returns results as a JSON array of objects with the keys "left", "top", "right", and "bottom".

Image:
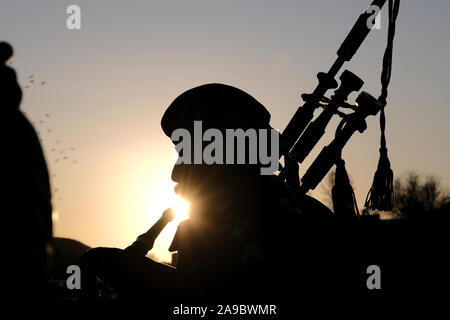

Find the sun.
[
  {"left": 145, "top": 180, "right": 190, "bottom": 227},
  {"left": 142, "top": 180, "right": 191, "bottom": 263},
  {"left": 170, "top": 195, "right": 190, "bottom": 225}
]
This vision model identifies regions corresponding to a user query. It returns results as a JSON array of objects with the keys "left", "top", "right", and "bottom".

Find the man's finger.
[{"left": 162, "top": 208, "right": 175, "bottom": 221}]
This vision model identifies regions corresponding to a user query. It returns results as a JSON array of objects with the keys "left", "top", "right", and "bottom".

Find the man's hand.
[
  {"left": 127, "top": 209, "right": 176, "bottom": 256},
  {"left": 161, "top": 208, "right": 175, "bottom": 222}
]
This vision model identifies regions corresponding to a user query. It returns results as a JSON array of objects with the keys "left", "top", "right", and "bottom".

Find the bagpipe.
[{"left": 278, "top": 0, "right": 401, "bottom": 216}]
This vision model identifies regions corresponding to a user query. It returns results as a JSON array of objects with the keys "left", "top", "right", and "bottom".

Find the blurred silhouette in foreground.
[{"left": 0, "top": 42, "right": 53, "bottom": 299}]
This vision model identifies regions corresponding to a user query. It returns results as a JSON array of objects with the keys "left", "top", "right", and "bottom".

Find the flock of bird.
[
  {"left": 22, "top": 74, "right": 78, "bottom": 203},
  {"left": 23, "top": 74, "right": 45, "bottom": 89}
]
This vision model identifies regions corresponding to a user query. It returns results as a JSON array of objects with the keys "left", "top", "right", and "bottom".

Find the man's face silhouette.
[
  {"left": 171, "top": 158, "right": 242, "bottom": 219},
  {"left": 172, "top": 162, "right": 223, "bottom": 197},
  {"left": 171, "top": 135, "right": 219, "bottom": 200}
]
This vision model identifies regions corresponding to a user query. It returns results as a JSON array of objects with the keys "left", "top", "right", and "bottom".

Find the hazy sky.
[{"left": 1, "top": 0, "right": 450, "bottom": 262}]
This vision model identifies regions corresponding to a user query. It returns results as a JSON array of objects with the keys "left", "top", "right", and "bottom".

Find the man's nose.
[{"left": 171, "top": 163, "right": 197, "bottom": 184}]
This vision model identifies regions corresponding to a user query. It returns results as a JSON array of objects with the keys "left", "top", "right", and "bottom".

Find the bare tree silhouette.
[
  {"left": 392, "top": 172, "right": 450, "bottom": 219},
  {"left": 317, "top": 170, "right": 450, "bottom": 219}
]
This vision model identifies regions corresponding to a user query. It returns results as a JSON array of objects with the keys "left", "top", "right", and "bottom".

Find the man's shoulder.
[
  {"left": 0, "top": 108, "right": 32, "bottom": 128},
  {"left": 0, "top": 66, "right": 17, "bottom": 78},
  {"left": 0, "top": 109, "right": 42, "bottom": 153}
]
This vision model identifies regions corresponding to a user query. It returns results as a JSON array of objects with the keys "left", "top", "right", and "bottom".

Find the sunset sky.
[{"left": 1, "top": 0, "right": 450, "bottom": 262}]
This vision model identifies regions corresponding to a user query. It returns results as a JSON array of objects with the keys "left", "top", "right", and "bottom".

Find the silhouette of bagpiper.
[
  {"left": 81, "top": 0, "right": 450, "bottom": 307},
  {"left": 81, "top": 83, "right": 334, "bottom": 302}
]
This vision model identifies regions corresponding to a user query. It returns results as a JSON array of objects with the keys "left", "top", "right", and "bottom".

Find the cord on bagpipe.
[
  {"left": 332, "top": 117, "right": 360, "bottom": 218},
  {"left": 364, "top": 0, "right": 400, "bottom": 212}
]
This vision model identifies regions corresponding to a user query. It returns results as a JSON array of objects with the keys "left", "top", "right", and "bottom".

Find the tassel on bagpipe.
[{"left": 364, "top": 0, "right": 400, "bottom": 212}]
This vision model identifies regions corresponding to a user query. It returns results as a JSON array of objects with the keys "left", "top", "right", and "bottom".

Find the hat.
[{"left": 161, "top": 83, "right": 271, "bottom": 137}]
